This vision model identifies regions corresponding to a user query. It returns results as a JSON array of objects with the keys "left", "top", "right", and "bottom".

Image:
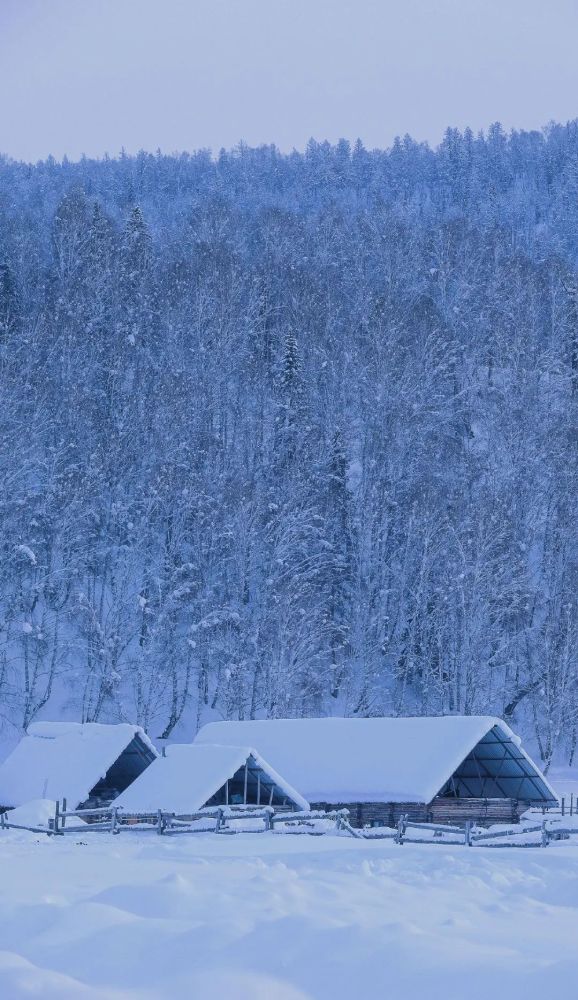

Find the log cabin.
[
  {"left": 0, "top": 721, "right": 158, "bottom": 812},
  {"left": 114, "top": 743, "right": 309, "bottom": 815},
  {"left": 194, "top": 716, "right": 558, "bottom": 827}
]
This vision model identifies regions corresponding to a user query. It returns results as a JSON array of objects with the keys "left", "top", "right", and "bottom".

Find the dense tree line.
[{"left": 2, "top": 123, "right": 578, "bottom": 763}]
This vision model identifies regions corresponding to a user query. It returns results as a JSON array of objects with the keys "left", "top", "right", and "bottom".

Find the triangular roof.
[
  {"left": 194, "top": 716, "right": 557, "bottom": 804},
  {"left": 0, "top": 722, "right": 158, "bottom": 809},
  {"left": 115, "top": 743, "right": 309, "bottom": 813}
]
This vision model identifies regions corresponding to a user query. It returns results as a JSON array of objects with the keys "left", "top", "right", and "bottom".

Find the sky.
[{"left": 1, "top": 0, "right": 578, "bottom": 162}]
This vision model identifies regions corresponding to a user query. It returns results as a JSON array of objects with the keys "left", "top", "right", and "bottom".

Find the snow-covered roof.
[
  {"left": 194, "top": 716, "right": 557, "bottom": 805},
  {"left": 115, "top": 743, "right": 309, "bottom": 813},
  {"left": 0, "top": 722, "right": 158, "bottom": 809}
]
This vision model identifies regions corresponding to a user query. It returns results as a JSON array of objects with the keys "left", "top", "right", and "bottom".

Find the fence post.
[
  {"left": 571, "top": 793, "right": 574, "bottom": 817},
  {"left": 395, "top": 814, "right": 406, "bottom": 845},
  {"left": 54, "top": 800, "right": 60, "bottom": 835},
  {"left": 61, "top": 797, "right": 67, "bottom": 831},
  {"left": 111, "top": 807, "right": 118, "bottom": 835},
  {"left": 464, "top": 821, "right": 472, "bottom": 846},
  {"left": 541, "top": 819, "right": 549, "bottom": 848},
  {"left": 562, "top": 797, "right": 565, "bottom": 817},
  {"left": 0, "top": 811, "right": 5, "bottom": 831},
  {"left": 156, "top": 809, "right": 164, "bottom": 835}
]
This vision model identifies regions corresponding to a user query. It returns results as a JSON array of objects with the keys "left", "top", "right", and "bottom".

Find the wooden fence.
[
  {"left": 1, "top": 802, "right": 576, "bottom": 848},
  {"left": 0, "top": 801, "right": 353, "bottom": 838},
  {"left": 393, "top": 814, "right": 573, "bottom": 848},
  {"left": 538, "top": 794, "right": 578, "bottom": 817}
]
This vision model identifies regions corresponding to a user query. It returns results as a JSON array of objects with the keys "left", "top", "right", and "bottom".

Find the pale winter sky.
[{"left": 1, "top": 0, "right": 577, "bottom": 162}]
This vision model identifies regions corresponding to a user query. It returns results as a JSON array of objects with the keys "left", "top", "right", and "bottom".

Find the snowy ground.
[{"left": 2, "top": 829, "right": 578, "bottom": 999}]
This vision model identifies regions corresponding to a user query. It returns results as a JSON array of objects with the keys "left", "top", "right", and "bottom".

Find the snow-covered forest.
[{"left": 2, "top": 123, "right": 578, "bottom": 761}]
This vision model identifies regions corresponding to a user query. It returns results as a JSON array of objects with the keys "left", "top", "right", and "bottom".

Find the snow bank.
[
  {"left": 0, "top": 952, "right": 119, "bottom": 999},
  {"left": 1, "top": 831, "right": 578, "bottom": 998},
  {"left": 6, "top": 799, "right": 59, "bottom": 828}
]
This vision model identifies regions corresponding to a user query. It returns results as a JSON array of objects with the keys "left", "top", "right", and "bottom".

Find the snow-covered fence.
[
  {"left": 3, "top": 803, "right": 576, "bottom": 848},
  {"left": 162, "top": 806, "right": 276, "bottom": 834},
  {"left": 469, "top": 821, "right": 555, "bottom": 848},
  {"left": 0, "top": 802, "right": 354, "bottom": 838},
  {"left": 535, "top": 794, "right": 578, "bottom": 817},
  {"left": 270, "top": 808, "right": 354, "bottom": 835},
  {"left": 394, "top": 816, "right": 468, "bottom": 845},
  {"left": 48, "top": 803, "right": 122, "bottom": 835},
  {"left": 51, "top": 803, "right": 271, "bottom": 835},
  {"left": 0, "top": 811, "right": 59, "bottom": 836},
  {"left": 391, "top": 814, "right": 572, "bottom": 848}
]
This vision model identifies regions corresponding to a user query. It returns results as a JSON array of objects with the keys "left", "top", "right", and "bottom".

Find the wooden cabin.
[
  {"left": 0, "top": 721, "right": 158, "bottom": 812},
  {"left": 115, "top": 743, "right": 309, "bottom": 816},
  {"left": 194, "top": 716, "right": 557, "bottom": 828}
]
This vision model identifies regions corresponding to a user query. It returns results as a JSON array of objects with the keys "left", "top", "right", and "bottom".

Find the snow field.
[{"left": 1, "top": 830, "right": 578, "bottom": 998}]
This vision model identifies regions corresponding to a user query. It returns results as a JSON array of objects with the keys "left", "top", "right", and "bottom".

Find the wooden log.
[
  {"left": 471, "top": 824, "right": 542, "bottom": 843},
  {"left": 2, "top": 820, "right": 54, "bottom": 835},
  {"left": 404, "top": 820, "right": 464, "bottom": 835},
  {"left": 59, "top": 823, "right": 112, "bottom": 834},
  {"left": 401, "top": 837, "right": 464, "bottom": 846},
  {"left": 59, "top": 806, "right": 115, "bottom": 818},
  {"left": 271, "top": 809, "right": 348, "bottom": 824},
  {"left": 336, "top": 816, "right": 363, "bottom": 839}
]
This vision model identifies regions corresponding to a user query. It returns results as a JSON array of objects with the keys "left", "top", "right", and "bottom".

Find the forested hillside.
[{"left": 2, "top": 123, "right": 578, "bottom": 762}]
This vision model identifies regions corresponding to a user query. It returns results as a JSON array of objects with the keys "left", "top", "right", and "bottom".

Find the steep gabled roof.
[
  {"left": 194, "top": 716, "right": 557, "bottom": 804},
  {"left": 0, "top": 722, "right": 158, "bottom": 809},
  {"left": 115, "top": 743, "right": 309, "bottom": 813}
]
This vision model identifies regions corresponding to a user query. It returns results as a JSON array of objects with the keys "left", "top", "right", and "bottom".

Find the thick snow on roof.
[
  {"left": 115, "top": 743, "right": 309, "bottom": 813},
  {"left": 195, "top": 716, "right": 557, "bottom": 804},
  {"left": 0, "top": 722, "right": 157, "bottom": 809}
]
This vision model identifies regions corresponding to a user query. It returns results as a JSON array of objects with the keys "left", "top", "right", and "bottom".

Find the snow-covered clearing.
[{"left": 1, "top": 830, "right": 578, "bottom": 999}]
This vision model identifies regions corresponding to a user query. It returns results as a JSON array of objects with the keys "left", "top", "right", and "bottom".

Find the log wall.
[
  {"left": 310, "top": 801, "right": 429, "bottom": 828},
  {"left": 311, "top": 797, "right": 521, "bottom": 828},
  {"left": 429, "top": 797, "right": 520, "bottom": 826}
]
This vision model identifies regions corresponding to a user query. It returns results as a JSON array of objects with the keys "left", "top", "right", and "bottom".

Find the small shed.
[
  {"left": 0, "top": 721, "right": 158, "bottom": 811},
  {"left": 115, "top": 743, "right": 309, "bottom": 815},
  {"left": 195, "top": 716, "right": 558, "bottom": 827}
]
